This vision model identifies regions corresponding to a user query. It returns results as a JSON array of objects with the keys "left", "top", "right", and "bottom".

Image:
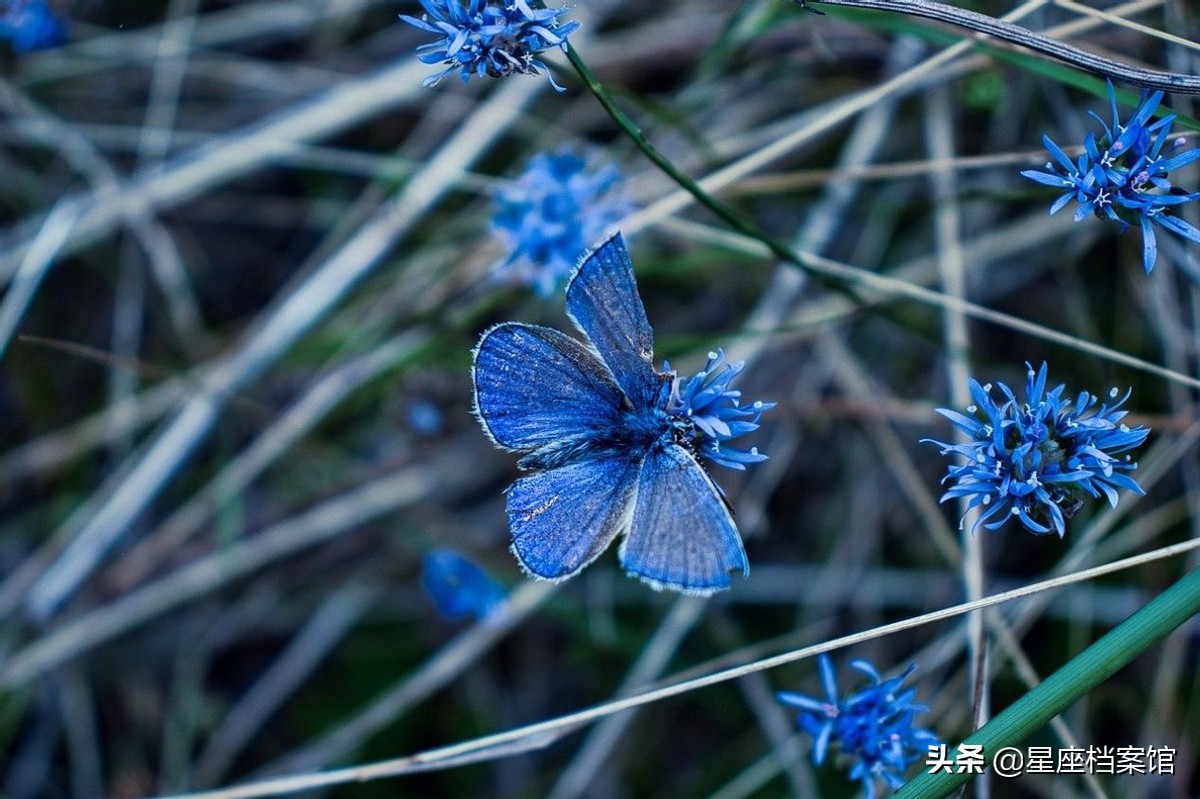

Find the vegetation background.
[{"left": 0, "top": 0, "right": 1197, "bottom": 797}]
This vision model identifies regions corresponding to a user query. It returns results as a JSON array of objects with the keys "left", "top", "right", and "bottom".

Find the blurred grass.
[{"left": 0, "top": 1, "right": 1198, "bottom": 798}]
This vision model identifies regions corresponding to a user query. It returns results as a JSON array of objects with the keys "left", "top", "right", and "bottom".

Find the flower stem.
[
  {"left": 564, "top": 45, "right": 859, "bottom": 301},
  {"left": 894, "top": 564, "right": 1200, "bottom": 798}
]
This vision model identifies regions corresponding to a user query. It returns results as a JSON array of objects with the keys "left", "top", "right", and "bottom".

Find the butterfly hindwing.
[
  {"left": 619, "top": 443, "right": 748, "bottom": 595},
  {"left": 473, "top": 322, "right": 625, "bottom": 453},
  {"left": 507, "top": 454, "right": 641, "bottom": 581},
  {"left": 565, "top": 234, "right": 660, "bottom": 409}
]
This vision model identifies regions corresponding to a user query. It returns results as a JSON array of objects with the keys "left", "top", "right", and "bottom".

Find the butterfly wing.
[
  {"left": 473, "top": 322, "right": 625, "bottom": 454},
  {"left": 619, "top": 443, "right": 749, "bottom": 595},
  {"left": 507, "top": 454, "right": 640, "bottom": 581},
  {"left": 565, "top": 233, "right": 660, "bottom": 409}
]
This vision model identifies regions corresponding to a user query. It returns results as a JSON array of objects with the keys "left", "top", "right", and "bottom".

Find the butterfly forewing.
[
  {"left": 474, "top": 322, "right": 625, "bottom": 453},
  {"left": 507, "top": 454, "right": 640, "bottom": 581},
  {"left": 565, "top": 234, "right": 660, "bottom": 409},
  {"left": 619, "top": 443, "right": 749, "bottom": 595}
]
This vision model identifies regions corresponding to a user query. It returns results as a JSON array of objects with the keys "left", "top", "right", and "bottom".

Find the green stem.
[
  {"left": 895, "top": 565, "right": 1200, "bottom": 798},
  {"left": 564, "top": 45, "right": 859, "bottom": 301}
]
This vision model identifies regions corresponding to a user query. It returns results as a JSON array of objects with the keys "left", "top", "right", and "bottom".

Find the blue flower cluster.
[
  {"left": 1021, "top": 82, "right": 1200, "bottom": 273},
  {"left": 925, "top": 362, "right": 1150, "bottom": 537},
  {"left": 421, "top": 549, "right": 508, "bottom": 621},
  {"left": 492, "top": 150, "right": 630, "bottom": 295},
  {"left": 0, "top": 0, "right": 66, "bottom": 53},
  {"left": 400, "top": 0, "right": 579, "bottom": 91},
  {"left": 667, "top": 349, "right": 774, "bottom": 470},
  {"left": 777, "top": 655, "right": 941, "bottom": 799}
]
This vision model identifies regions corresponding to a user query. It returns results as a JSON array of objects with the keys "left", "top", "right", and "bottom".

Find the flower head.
[
  {"left": 924, "top": 362, "right": 1150, "bottom": 537},
  {"left": 1021, "top": 81, "right": 1200, "bottom": 273},
  {"left": 0, "top": 1, "right": 66, "bottom": 53},
  {"left": 777, "top": 655, "right": 941, "bottom": 799},
  {"left": 400, "top": 0, "right": 578, "bottom": 91},
  {"left": 667, "top": 348, "right": 775, "bottom": 470},
  {"left": 421, "top": 549, "right": 509, "bottom": 621},
  {"left": 405, "top": 399, "right": 444, "bottom": 436},
  {"left": 492, "top": 150, "right": 630, "bottom": 295}
]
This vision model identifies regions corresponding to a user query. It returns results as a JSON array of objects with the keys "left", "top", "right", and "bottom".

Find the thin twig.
[
  {"left": 665, "top": 212, "right": 1200, "bottom": 392},
  {"left": 194, "top": 585, "right": 380, "bottom": 786},
  {"left": 568, "top": 27, "right": 1200, "bottom": 394},
  {"left": 149, "top": 539, "right": 1200, "bottom": 799},
  {"left": 923, "top": 82, "right": 990, "bottom": 797},
  {"left": 0, "top": 56, "right": 433, "bottom": 288},
  {"left": 0, "top": 202, "right": 81, "bottom": 358},
  {"left": 258, "top": 580, "right": 557, "bottom": 777},
  {"left": 1052, "top": 0, "right": 1200, "bottom": 55},
  {"left": 619, "top": 0, "right": 1164, "bottom": 239},
  {"left": 796, "top": 246, "right": 1200, "bottom": 390},
  {"left": 546, "top": 598, "right": 708, "bottom": 799},
  {"left": 807, "top": 0, "right": 1200, "bottom": 93},
  {"left": 107, "top": 330, "right": 429, "bottom": 591},
  {"left": 565, "top": 45, "right": 861, "bottom": 302},
  {"left": 0, "top": 465, "right": 443, "bottom": 688},
  {"left": 21, "top": 77, "right": 546, "bottom": 622}
]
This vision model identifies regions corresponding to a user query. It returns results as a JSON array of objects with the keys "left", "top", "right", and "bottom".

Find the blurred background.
[{"left": 0, "top": 1, "right": 1198, "bottom": 797}]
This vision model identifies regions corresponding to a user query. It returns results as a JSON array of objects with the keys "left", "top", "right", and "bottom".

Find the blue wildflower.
[
  {"left": 0, "top": 1, "right": 66, "bottom": 53},
  {"left": 406, "top": 399, "right": 445, "bottom": 436},
  {"left": 1021, "top": 81, "right": 1200, "bottom": 273},
  {"left": 667, "top": 348, "right": 775, "bottom": 470},
  {"left": 492, "top": 150, "right": 630, "bottom": 295},
  {"left": 924, "top": 362, "right": 1150, "bottom": 537},
  {"left": 399, "top": 0, "right": 579, "bottom": 91},
  {"left": 421, "top": 549, "right": 509, "bottom": 621},
  {"left": 777, "top": 655, "right": 941, "bottom": 799}
]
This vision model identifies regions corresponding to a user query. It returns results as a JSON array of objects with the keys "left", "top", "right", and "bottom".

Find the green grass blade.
[{"left": 895, "top": 565, "right": 1200, "bottom": 798}]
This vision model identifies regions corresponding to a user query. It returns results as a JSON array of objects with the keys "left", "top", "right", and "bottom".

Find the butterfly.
[{"left": 472, "top": 233, "right": 750, "bottom": 595}]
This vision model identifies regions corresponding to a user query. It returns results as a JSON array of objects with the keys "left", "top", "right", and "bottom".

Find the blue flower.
[
  {"left": 0, "top": 1, "right": 66, "bottom": 53},
  {"left": 421, "top": 549, "right": 509, "bottom": 621},
  {"left": 399, "top": 0, "right": 579, "bottom": 91},
  {"left": 667, "top": 348, "right": 775, "bottom": 470},
  {"left": 492, "top": 150, "right": 630, "bottom": 295},
  {"left": 777, "top": 655, "right": 941, "bottom": 799},
  {"left": 406, "top": 399, "right": 445, "bottom": 436},
  {"left": 924, "top": 362, "right": 1150, "bottom": 537},
  {"left": 1021, "top": 81, "right": 1200, "bottom": 273}
]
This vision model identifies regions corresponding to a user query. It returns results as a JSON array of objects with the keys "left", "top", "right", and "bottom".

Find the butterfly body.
[
  {"left": 513, "top": 364, "right": 675, "bottom": 471},
  {"left": 473, "top": 234, "right": 751, "bottom": 595}
]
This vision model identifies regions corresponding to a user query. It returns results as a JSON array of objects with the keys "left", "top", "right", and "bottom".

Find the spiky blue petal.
[
  {"left": 492, "top": 150, "right": 630, "bottom": 295},
  {"left": 1021, "top": 81, "right": 1200, "bottom": 273},
  {"left": 777, "top": 655, "right": 941, "bottom": 797},
  {"left": 923, "top": 362, "right": 1150, "bottom": 537},
  {"left": 400, "top": 0, "right": 578, "bottom": 90},
  {"left": 667, "top": 349, "right": 775, "bottom": 470}
]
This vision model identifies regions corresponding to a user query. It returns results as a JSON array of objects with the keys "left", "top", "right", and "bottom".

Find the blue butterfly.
[{"left": 472, "top": 233, "right": 752, "bottom": 595}]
